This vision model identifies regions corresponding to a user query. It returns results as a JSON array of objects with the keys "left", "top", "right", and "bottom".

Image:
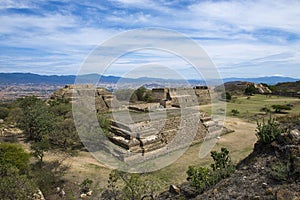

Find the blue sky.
[{"left": 0, "top": 0, "right": 300, "bottom": 79}]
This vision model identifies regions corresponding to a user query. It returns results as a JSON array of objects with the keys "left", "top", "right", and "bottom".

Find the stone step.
[
  {"left": 108, "top": 136, "right": 133, "bottom": 150},
  {"left": 200, "top": 117, "right": 212, "bottom": 122},
  {"left": 130, "top": 140, "right": 165, "bottom": 153},
  {"left": 111, "top": 120, "right": 132, "bottom": 132},
  {"left": 203, "top": 120, "right": 216, "bottom": 128},
  {"left": 110, "top": 125, "right": 132, "bottom": 140}
]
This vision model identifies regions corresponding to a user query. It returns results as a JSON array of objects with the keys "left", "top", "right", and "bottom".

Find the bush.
[
  {"left": 80, "top": 178, "right": 93, "bottom": 194},
  {"left": 271, "top": 105, "right": 292, "bottom": 113},
  {"left": 260, "top": 106, "right": 271, "bottom": 113},
  {"left": 187, "top": 148, "right": 235, "bottom": 194},
  {"left": 0, "top": 107, "right": 9, "bottom": 119},
  {"left": 187, "top": 166, "right": 211, "bottom": 192},
  {"left": 105, "top": 170, "right": 162, "bottom": 200},
  {"left": 256, "top": 117, "right": 284, "bottom": 144},
  {"left": 221, "top": 92, "right": 232, "bottom": 101},
  {"left": 271, "top": 161, "right": 290, "bottom": 181},
  {"left": 231, "top": 109, "right": 239, "bottom": 116},
  {"left": 0, "top": 143, "right": 35, "bottom": 199},
  {"left": 244, "top": 84, "right": 259, "bottom": 95},
  {"left": 0, "top": 143, "right": 31, "bottom": 174}
]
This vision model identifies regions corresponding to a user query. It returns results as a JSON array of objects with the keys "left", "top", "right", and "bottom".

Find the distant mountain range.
[{"left": 0, "top": 73, "right": 298, "bottom": 86}]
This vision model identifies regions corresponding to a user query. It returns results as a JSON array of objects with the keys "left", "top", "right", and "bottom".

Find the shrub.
[
  {"left": 270, "top": 161, "right": 290, "bottom": 181},
  {"left": 0, "top": 143, "right": 31, "bottom": 174},
  {"left": 210, "top": 147, "right": 235, "bottom": 182},
  {"left": 187, "top": 148, "right": 235, "bottom": 194},
  {"left": 0, "top": 107, "right": 9, "bottom": 119},
  {"left": 106, "top": 170, "right": 162, "bottom": 200},
  {"left": 244, "top": 84, "right": 259, "bottom": 95},
  {"left": 231, "top": 109, "right": 239, "bottom": 116},
  {"left": 271, "top": 105, "right": 292, "bottom": 113},
  {"left": 187, "top": 166, "right": 211, "bottom": 192},
  {"left": 221, "top": 92, "right": 232, "bottom": 101},
  {"left": 80, "top": 178, "right": 93, "bottom": 193},
  {"left": 260, "top": 106, "right": 271, "bottom": 113},
  {"left": 256, "top": 117, "right": 284, "bottom": 144}
]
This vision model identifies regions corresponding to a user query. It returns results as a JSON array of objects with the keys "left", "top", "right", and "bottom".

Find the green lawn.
[{"left": 200, "top": 95, "right": 300, "bottom": 122}]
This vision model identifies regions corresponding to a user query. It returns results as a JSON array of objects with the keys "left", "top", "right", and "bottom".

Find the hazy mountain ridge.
[{"left": 0, "top": 73, "right": 298, "bottom": 86}]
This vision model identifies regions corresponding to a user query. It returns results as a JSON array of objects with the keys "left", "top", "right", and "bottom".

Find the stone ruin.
[
  {"left": 52, "top": 85, "right": 229, "bottom": 162},
  {"left": 107, "top": 109, "right": 229, "bottom": 162},
  {"left": 151, "top": 87, "right": 210, "bottom": 108}
]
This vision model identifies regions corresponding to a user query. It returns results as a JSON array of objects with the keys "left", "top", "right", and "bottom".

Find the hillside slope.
[{"left": 158, "top": 120, "right": 300, "bottom": 199}]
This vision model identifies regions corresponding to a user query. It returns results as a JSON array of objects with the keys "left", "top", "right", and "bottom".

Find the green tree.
[
  {"left": 0, "top": 143, "right": 35, "bottom": 199},
  {"left": 0, "top": 106, "right": 9, "bottom": 119},
  {"left": 0, "top": 166, "right": 35, "bottom": 200},
  {"left": 244, "top": 84, "right": 258, "bottom": 95},
  {"left": 18, "top": 96, "right": 56, "bottom": 142},
  {"left": 143, "top": 90, "right": 153, "bottom": 103},
  {"left": 221, "top": 92, "right": 232, "bottom": 101},
  {"left": 17, "top": 96, "right": 56, "bottom": 166}
]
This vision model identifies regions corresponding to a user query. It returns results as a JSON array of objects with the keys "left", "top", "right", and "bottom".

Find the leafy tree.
[
  {"left": 0, "top": 166, "right": 35, "bottom": 200},
  {"left": 17, "top": 96, "right": 56, "bottom": 142},
  {"left": 271, "top": 104, "right": 292, "bottom": 113},
  {"left": 256, "top": 117, "right": 284, "bottom": 144},
  {"left": 221, "top": 92, "right": 232, "bottom": 101},
  {"left": 244, "top": 84, "right": 258, "bottom": 95},
  {"left": 17, "top": 96, "right": 56, "bottom": 166},
  {"left": 0, "top": 143, "right": 35, "bottom": 199},
  {"left": 135, "top": 86, "right": 147, "bottom": 101},
  {"left": 0, "top": 106, "right": 9, "bottom": 119},
  {"left": 143, "top": 90, "right": 153, "bottom": 103},
  {"left": 31, "top": 138, "right": 50, "bottom": 166}
]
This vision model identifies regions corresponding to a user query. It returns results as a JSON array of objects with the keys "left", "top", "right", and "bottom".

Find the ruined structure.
[
  {"left": 106, "top": 109, "right": 229, "bottom": 162},
  {"left": 51, "top": 85, "right": 113, "bottom": 112},
  {"left": 52, "top": 85, "right": 229, "bottom": 162},
  {"left": 151, "top": 86, "right": 210, "bottom": 108}
]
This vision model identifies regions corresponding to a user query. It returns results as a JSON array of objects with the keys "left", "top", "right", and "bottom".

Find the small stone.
[
  {"left": 253, "top": 195, "right": 260, "bottom": 200},
  {"left": 213, "top": 188, "right": 218, "bottom": 194},
  {"left": 169, "top": 184, "right": 180, "bottom": 194},
  {"left": 266, "top": 187, "right": 273, "bottom": 195},
  {"left": 262, "top": 182, "right": 268, "bottom": 188},
  {"left": 87, "top": 190, "right": 93, "bottom": 196}
]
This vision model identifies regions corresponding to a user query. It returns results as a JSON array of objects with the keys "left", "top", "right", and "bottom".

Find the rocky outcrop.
[{"left": 158, "top": 127, "right": 300, "bottom": 199}]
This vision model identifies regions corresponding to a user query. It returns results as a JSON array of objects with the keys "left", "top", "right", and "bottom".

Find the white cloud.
[{"left": 1, "top": 0, "right": 300, "bottom": 78}]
